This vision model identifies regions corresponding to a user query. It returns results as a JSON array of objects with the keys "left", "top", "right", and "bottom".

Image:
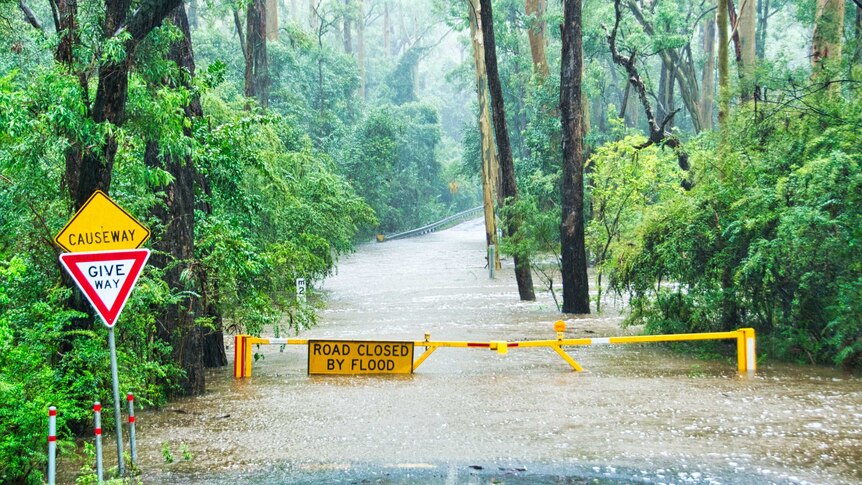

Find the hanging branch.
[
  {"left": 606, "top": 0, "right": 691, "bottom": 184},
  {"left": 18, "top": 0, "right": 43, "bottom": 30}
]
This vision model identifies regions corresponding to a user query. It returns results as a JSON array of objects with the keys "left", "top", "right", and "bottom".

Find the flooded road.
[{"left": 129, "top": 219, "right": 860, "bottom": 484}]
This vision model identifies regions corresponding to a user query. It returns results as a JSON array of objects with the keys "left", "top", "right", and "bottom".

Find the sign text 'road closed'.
[{"left": 307, "top": 340, "right": 414, "bottom": 375}]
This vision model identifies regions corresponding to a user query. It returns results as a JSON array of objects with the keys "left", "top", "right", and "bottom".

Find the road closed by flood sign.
[{"left": 308, "top": 340, "right": 414, "bottom": 375}]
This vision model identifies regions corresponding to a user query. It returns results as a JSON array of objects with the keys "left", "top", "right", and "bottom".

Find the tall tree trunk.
[
  {"left": 479, "top": 0, "right": 535, "bottom": 301},
  {"left": 246, "top": 0, "right": 269, "bottom": 108},
  {"left": 357, "top": 0, "right": 366, "bottom": 97},
  {"left": 266, "top": 0, "right": 278, "bottom": 40},
  {"left": 507, "top": 5, "right": 528, "bottom": 160},
  {"left": 700, "top": 17, "right": 716, "bottom": 130},
  {"left": 343, "top": 0, "right": 353, "bottom": 53},
  {"left": 718, "top": 0, "right": 730, "bottom": 124},
  {"left": 855, "top": 5, "right": 862, "bottom": 67},
  {"left": 560, "top": 0, "right": 590, "bottom": 314},
  {"left": 811, "top": 0, "right": 845, "bottom": 70},
  {"left": 468, "top": 0, "right": 501, "bottom": 271},
  {"left": 309, "top": 0, "right": 318, "bottom": 32},
  {"left": 383, "top": 1, "right": 391, "bottom": 58},
  {"left": 657, "top": 60, "right": 675, "bottom": 129},
  {"left": 739, "top": 0, "right": 757, "bottom": 100},
  {"left": 756, "top": 0, "right": 769, "bottom": 60},
  {"left": 145, "top": 5, "right": 215, "bottom": 395},
  {"left": 525, "top": 0, "right": 549, "bottom": 77}
]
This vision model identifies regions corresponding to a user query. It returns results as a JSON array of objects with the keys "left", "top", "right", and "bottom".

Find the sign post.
[
  {"left": 107, "top": 327, "right": 124, "bottom": 475},
  {"left": 55, "top": 191, "right": 151, "bottom": 477}
]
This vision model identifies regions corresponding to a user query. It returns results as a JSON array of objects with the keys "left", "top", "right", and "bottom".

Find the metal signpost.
[{"left": 55, "top": 191, "right": 151, "bottom": 477}]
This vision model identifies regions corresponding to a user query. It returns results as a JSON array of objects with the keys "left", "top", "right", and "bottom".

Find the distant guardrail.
[{"left": 377, "top": 206, "right": 484, "bottom": 242}]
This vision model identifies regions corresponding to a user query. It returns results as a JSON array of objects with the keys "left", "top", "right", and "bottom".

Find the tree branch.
[
  {"left": 116, "top": 0, "right": 184, "bottom": 41},
  {"left": 606, "top": 0, "right": 691, "bottom": 183},
  {"left": 233, "top": 8, "right": 247, "bottom": 60},
  {"left": 18, "top": 0, "right": 43, "bottom": 30}
]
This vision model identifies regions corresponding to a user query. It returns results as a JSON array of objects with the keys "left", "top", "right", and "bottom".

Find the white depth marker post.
[
  {"left": 127, "top": 393, "right": 137, "bottom": 467},
  {"left": 107, "top": 327, "right": 124, "bottom": 476},
  {"left": 94, "top": 402, "right": 104, "bottom": 482},
  {"left": 48, "top": 406, "right": 57, "bottom": 485},
  {"left": 296, "top": 278, "right": 306, "bottom": 304}
]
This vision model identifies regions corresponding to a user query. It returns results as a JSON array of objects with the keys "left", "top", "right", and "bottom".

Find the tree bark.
[
  {"left": 245, "top": 0, "right": 270, "bottom": 108},
  {"left": 383, "top": 1, "right": 391, "bottom": 58},
  {"left": 811, "top": 0, "right": 845, "bottom": 70},
  {"left": 357, "top": 0, "right": 366, "bottom": 98},
  {"left": 479, "top": 0, "right": 535, "bottom": 301},
  {"left": 19, "top": 0, "right": 42, "bottom": 30},
  {"left": 145, "top": 5, "right": 217, "bottom": 395},
  {"left": 738, "top": 0, "right": 757, "bottom": 100},
  {"left": 657, "top": 60, "right": 675, "bottom": 130},
  {"left": 343, "top": 0, "right": 353, "bottom": 53},
  {"left": 308, "top": 0, "right": 317, "bottom": 31},
  {"left": 700, "top": 17, "right": 716, "bottom": 130},
  {"left": 856, "top": 5, "right": 862, "bottom": 67},
  {"left": 755, "top": 0, "right": 768, "bottom": 60},
  {"left": 717, "top": 0, "right": 730, "bottom": 124},
  {"left": 560, "top": 0, "right": 590, "bottom": 314},
  {"left": 468, "top": 0, "right": 501, "bottom": 271},
  {"left": 266, "top": 0, "right": 278, "bottom": 40},
  {"left": 525, "top": 0, "right": 549, "bottom": 77}
]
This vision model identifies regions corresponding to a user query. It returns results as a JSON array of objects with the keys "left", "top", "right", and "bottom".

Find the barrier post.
[
  {"left": 488, "top": 245, "right": 495, "bottom": 279},
  {"left": 735, "top": 328, "right": 757, "bottom": 373},
  {"left": 47, "top": 406, "right": 56, "bottom": 485},
  {"left": 234, "top": 335, "right": 247, "bottom": 378},
  {"left": 94, "top": 402, "right": 103, "bottom": 482},
  {"left": 127, "top": 393, "right": 137, "bottom": 467},
  {"left": 244, "top": 337, "right": 256, "bottom": 377}
]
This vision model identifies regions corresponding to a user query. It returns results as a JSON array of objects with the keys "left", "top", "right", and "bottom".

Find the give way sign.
[{"left": 59, "top": 249, "right": 150, "bottom": 327}]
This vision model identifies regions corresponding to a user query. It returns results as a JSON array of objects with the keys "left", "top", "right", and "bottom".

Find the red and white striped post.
[
  {"left": 47, "top": 406, "right": 57, "bottom": 485},
  {"left": 94, "top": 402, "right": 104, "bottom": 482},
  {"left": 127, "top": 393, "right": 137, "bottom": 467}
]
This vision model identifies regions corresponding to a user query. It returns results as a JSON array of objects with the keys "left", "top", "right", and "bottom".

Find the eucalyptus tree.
[{"left": 479, "top": 0, "right": 535, "bottom": 301}]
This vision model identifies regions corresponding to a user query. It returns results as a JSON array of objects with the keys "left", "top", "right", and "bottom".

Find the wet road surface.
[{"left": 124, "top": 219, "right": 859, "bottom": 484}]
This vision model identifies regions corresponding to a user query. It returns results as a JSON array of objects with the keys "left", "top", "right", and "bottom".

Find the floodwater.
[{"left": 93, "top": 219, "right": 861, "bottom": 483}]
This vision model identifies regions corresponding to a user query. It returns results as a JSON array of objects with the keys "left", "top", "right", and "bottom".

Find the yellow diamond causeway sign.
[{"left": 54, "top": 190, "right": 150, "bottom": 253}]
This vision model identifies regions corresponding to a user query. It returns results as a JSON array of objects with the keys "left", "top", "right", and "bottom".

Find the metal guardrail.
[{"left": 377, "top": 206, "right": 484, "bottom": 242}]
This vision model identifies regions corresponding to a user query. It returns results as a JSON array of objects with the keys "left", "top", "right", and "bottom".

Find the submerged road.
[{"left": 125, "top": 219, "right": 859, "bottom": 484}]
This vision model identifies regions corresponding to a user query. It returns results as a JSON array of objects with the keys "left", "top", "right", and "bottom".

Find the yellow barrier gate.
[{"left": 234, "top": 322, "right": 756, "bottom": 378}]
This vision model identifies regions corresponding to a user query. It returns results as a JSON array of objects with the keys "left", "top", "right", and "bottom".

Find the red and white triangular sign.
[{"left": 59, "top": 249, "right": 150, "bottom": 328}]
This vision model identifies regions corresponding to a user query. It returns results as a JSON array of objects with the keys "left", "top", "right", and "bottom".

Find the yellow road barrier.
[{"left": 234, "top": 323, "right": 756, "bottom": 378}]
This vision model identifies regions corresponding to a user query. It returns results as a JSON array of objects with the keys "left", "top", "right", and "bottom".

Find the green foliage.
[
  {"left": 610, "top": 89, "right": 862, "bottom": 369},
  {"left": 586, "top": 135, "right": 683, "bottom": 311},
  {"left": 342, "top": 103, "right": 449, "bottom": 233}
]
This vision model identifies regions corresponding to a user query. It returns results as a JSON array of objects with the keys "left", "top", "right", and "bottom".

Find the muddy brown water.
[{"left": 72, "top": 219, "right": 861, "bottom": 484}]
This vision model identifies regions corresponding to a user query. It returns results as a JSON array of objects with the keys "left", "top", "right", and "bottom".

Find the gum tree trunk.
[
  {"left": 560, "top": 0, "right": 590, "bottom": 314},
  {"left": 479, "top": 0, "right": 535, "bottom": 301},
  {"left": 468, "top": 0, "right": 501, "bottom": 271}
]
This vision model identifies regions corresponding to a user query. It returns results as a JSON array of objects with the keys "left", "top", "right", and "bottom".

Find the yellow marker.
[
  {"left": 307, "top": 340, "right": 414, "bottom": 375},
  {"left": 493, "top": 341, "right": 508, "bottom": 355},
  {"left": 54, "top": 190, "right": 150, "bottom": 253}
]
